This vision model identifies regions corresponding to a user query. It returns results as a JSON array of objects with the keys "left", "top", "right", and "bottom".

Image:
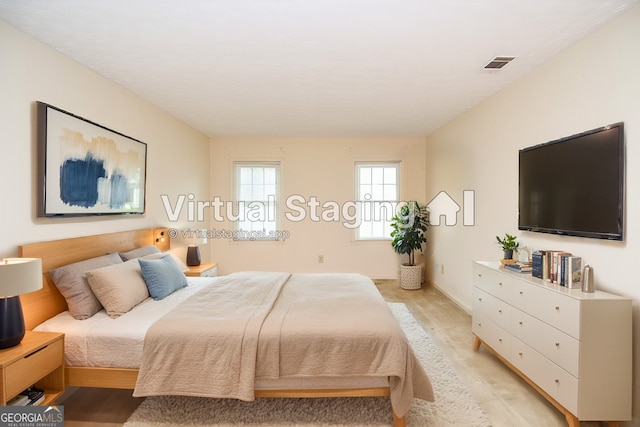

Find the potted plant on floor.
[
  {"left": 496, "top": 233, "right": 519, "bottom": 261},
  {"left": 391, "top": 201, "right": 429, "bottom": 290}
]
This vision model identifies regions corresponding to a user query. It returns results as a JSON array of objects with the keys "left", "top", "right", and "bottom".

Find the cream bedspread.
[{"left": 133, "top": 272, "right": 433, "bottom": 417}]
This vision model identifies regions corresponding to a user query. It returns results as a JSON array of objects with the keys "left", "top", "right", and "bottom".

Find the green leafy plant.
[
  {"left": 495, "top": 233, "right": 519, "bottom": 250},
  {"left": 496, "top": 233, "right": 519, "bottom": 259},
  {"left": 390, "top": 201, "right": 429, "bottom": 266}
]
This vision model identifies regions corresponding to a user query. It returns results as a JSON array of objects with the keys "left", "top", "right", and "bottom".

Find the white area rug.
[{"left": 124, "top": 303, "right": 491, "bottom": 427}]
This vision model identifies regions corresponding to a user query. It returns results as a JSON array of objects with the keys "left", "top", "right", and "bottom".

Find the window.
[
  {"left": 355, "top": 162, "right": 400, "bottom": 240},
  {"left": 233, "top": 162, "right": 280, "bottom": 240}
]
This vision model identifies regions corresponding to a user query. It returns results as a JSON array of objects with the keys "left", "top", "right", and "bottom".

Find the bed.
[{"left": 19, "top": 228, "right": 433, "bottom": 426}]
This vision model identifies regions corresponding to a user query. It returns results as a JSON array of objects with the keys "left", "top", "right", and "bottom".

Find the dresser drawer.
[
  {"left": 511, "top": 307, "right": 580, "bottom": 377},
  {"left": 511, "top": 280, "right": 581, "bottom": 338},
  {"left": 472, "top": 314, "right": 512, "bottom": 361},
  {"left": 473, "top": 263, "right": 511, "bottom": 302},
  {"left": 511, "top": 337, "right": 578, "bottom": 414},
  {"left": 473, "top": 287, "right": 511, "bottom": 330},
  {"left": 4, "top": 338, "right": 63, "bottom": 400}
]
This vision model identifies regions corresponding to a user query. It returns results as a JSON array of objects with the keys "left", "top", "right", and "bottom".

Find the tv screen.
[{"left": 518, "top": 122, "right": 624, "bottom": 241}]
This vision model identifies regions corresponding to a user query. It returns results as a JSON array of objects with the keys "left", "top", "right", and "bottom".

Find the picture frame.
[{"left": 37, "top": 101, "right": 147, "bottom": 217}]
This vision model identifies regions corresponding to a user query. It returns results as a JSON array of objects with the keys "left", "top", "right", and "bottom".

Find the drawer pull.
[
  {"left": 498, "top": 309, "right": 502, "bottom": 314},
  {"left": 518, "top": 352, "right": 523, "bottom": 357},
  {"left": 478, "top": 297, "right": 482, "bottom": 302},
  {"left": 555, "top": 342, "right": 560, "bottom": 347},
  {"left": 498, "top": 338, "right": 503, "bottom": 343},
  {"left": 498, "top": 282, "right": 503, "bottom": 286},
  {"left": 519, "top": 291, "right": 524, "bottom": 295},
  {"left": 477, "top": 323, "right": 482, "bottom": 327},
  {"left": 25, "top": 345, "right": 48, "bottom": 358},
  {"left": 555, "top": 306, "right": 560, "bottom": 311},
  {"left": 478, "top": 274, "right": 482, "bottom": 277},
  {"left": 518, "top": 321, "right": 523, "bottom": 326},
  {"left": 555, "top": 379, "right": 560, "bottom": 384}
]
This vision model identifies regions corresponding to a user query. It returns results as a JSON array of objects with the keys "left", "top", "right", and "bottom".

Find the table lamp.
[
  {"left": 186, "top": 229, "right": 208, "bottom": 266},
  {"left": 0, "top": 258, "right": 43, "bottom": 349}
]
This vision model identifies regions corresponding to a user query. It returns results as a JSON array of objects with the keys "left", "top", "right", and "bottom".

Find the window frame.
[
  {"left": 354, "top": 161, "right": 402, "bottom": 241},
  {"left": 232, "top": 160, "right": 282, "bottom": 241}
]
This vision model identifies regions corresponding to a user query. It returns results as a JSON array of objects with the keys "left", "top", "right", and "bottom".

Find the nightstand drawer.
[
  {"left": 185, "top": 262, "right": 218, "bottom": 277},
  {"left": 4, "top": 338, "right": 63, "bottom": 400},
  {"left": 200, "top": 265, "right": 217, "bottom": 277}
]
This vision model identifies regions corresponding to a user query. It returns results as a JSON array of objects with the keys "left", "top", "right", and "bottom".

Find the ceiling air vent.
[{"left": 484, "top": 56, "right": 516, "bottom": 70}]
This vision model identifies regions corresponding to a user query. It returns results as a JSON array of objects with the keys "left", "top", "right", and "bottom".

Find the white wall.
[
  {"left": 4, "top": 4, "right": 638, "bottom": 420},
  {"left": 208, "top": 137, "right": 426, "bottom": 277},
  {"left": 0, "top": 20, "right": 210, "bottom": 259},
  {"left": 424, "top": 5, "right": 640, "bottom": 425}
]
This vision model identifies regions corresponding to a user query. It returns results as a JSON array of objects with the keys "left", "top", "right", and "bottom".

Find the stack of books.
[
  {"left": 531, "top": 250, "right": 582, "bottom": 289},
  {"left": 503, "top": 261, "right": 533, "bottom": 273},
  {"left": 6, "top": 387, "right": 45, "bottom": 406}
]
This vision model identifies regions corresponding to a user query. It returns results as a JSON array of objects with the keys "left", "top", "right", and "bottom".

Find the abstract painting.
[{"left": 37, "top": 102, "right": 147, "bottom": 217}]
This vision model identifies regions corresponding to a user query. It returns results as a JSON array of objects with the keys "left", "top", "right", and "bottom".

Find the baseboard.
[
  {"left": 369, "top": 275, "right": 401, "bottom": 281},
  {"left": 425, "top": 279, "right": 472, "bottom": 315}
]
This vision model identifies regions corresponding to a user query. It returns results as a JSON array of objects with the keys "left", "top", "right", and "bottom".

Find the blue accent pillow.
[{"left": 138, "top": 254, "right": 188, "bottom": 300}]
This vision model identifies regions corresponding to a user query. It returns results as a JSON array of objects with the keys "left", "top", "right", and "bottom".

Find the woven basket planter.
[{"left": 400, "top": 264, "right": 422, "bottom": 290}]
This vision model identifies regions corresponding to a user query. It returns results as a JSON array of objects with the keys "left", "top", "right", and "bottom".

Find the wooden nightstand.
[
  {"left": 185, "top": 262, "right": 218, "bottom": 277},
  {"left": 0, "top": 331, "right": 64, "bottom": 406}
]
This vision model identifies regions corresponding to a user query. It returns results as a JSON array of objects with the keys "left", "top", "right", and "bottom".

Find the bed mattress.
[
  {"left": 34, "top": 276, "right": 389, "bottom": 390},
  {"left": 35, "top": 277, "right": 216, "bottom": 368}
]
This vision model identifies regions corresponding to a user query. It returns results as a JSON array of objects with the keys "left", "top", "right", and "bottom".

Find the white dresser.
[{"left": 472, "top": 261, "right": 631, "bottom": 426}]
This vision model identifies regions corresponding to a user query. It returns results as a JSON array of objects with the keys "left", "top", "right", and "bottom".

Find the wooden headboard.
[{"left": 18, "top": 228, "right": 169, "bottom": 330}]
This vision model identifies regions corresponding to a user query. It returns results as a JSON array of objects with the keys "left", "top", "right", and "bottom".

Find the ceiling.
[{"left": 0, "top": 0, "right": 637, "bottom": 138}]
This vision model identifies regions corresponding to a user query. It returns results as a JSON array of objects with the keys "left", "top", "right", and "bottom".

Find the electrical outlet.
[{"left": 318, "top": 255, "right": 324, "bottom": 263}]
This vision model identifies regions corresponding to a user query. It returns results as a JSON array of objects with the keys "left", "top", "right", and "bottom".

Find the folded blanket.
[{"left": 134, "top": 272, "right": 289, "bottom": 399}]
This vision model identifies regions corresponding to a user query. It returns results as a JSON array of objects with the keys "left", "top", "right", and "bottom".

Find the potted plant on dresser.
[
  {"left": 390, "top": 201, "right": 429, "bottom": 290},
  {"left": 496, "top": 233, "right": 519, "bottom": 262}
]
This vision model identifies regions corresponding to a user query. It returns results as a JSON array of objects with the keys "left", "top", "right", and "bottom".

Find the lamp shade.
[
  {"left": 186, "top": 229, "right": 208, "bottom": 245},
  {"left": 0, "top": 258, "right": 42, "bottom": 348},
  {"left": 0, "top": 258, "right": 43, "bottom": 297}
]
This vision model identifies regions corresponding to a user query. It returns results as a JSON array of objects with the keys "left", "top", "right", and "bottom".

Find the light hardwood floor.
[{"left": 56, "top": 280, "right": 607, "bottom": 426}]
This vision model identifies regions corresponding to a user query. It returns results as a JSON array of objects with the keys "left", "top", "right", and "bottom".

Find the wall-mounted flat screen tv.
[{"left": 518, "top": 122, "right": 624, "bottom": 241}]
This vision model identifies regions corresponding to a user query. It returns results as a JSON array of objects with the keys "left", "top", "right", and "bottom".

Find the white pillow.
[
  {"left": 118, "top": 245, "right": 161, "bottom": 261},
  {"left": 86, "top": 259, "right": 150, "bottom": 318},
  {"left": 48, "top": 252, "right": 123, "bottom": 319}
]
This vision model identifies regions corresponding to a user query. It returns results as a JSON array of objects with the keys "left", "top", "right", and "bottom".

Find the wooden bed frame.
[{"left": 18, "top": 228, "right": 405, "bottom": 427}]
